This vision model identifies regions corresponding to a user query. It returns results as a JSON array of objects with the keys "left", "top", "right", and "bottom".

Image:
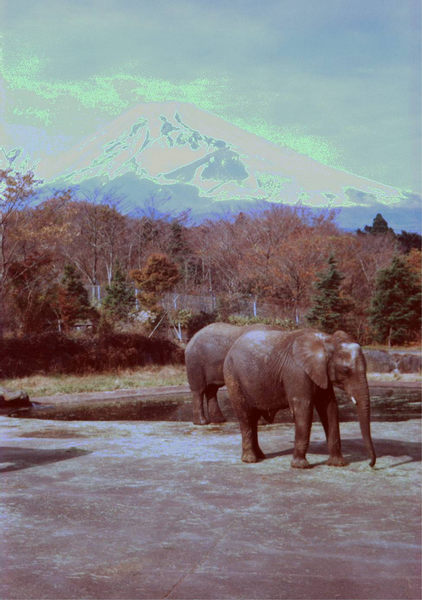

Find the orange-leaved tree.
[{"left": 131, "top": 253, "right": 180, "bottom": 312}]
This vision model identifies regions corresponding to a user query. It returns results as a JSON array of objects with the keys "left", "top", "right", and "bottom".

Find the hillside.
[{"left": 5, "top": 101, "right": 422, "bottom": 231}]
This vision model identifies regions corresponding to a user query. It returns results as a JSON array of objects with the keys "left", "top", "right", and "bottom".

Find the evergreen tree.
[
  {"left": 397, "top": 230, "right": 422, "bottom": 254},
  {"left": 102, "top": 263, "right": 135, "bottom": 321},
  {"left": 58, "top": 264, "right": 95, "bottom": 331},
  {"left": 362, "top": 213, "right": 395, "bottom": 236},
  {"left": 369, "top": 255, "right": 421, "bottom": 345},
  {"left": 168, "top": 221, "right": 187, "bottom": 260},
  {"left": 306, "top": 255, "right": 352, "bottom": 333}
]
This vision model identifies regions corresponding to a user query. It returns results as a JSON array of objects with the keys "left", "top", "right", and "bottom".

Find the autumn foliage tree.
[
  {"left": 0, "top": 169, "right": 38, "bottom": 336},
  {"left": 8, "top": 252, "right": 59, "bottom": 334},
  {"left": 131, "top": 253, "right": 180, "bottom": 312},
  {"left": 58, "top": 264, "right": 98, "bottom": 332},
  {"left": 1, "top": 171, "right": 420, "bottom": 347}
]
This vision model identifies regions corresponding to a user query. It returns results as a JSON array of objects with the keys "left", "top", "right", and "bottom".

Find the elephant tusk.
[{"left": 351, "top": 396, "right": 357, "bottom": 405}]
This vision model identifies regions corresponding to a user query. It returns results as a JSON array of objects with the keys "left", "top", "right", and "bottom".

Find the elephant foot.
[
  {"left": 291, "top": 457, "right": 311, "bottom": 469},
  {"left": 192, "top": 415, "right": 210, "bottom": 425},
  {"left": 241, "top": 450, "right": 260, "bottom": 463},
  {"left": 326, "top": 455, "right": 348, "bottom": 467}
]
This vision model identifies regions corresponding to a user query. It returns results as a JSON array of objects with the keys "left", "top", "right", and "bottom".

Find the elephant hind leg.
[
  {"left": 192, "top": 390, "right": 209, "bottom": 425},
  {"left": 206, "top": 385, "right": 226, "bottom": 424},
  {"left": 250, "top": 409, "right": 265, "bottom": 460},
  {"left": 238, "top": 410, "right": 265, "bottom": 463},
  {"left": 226, "top": 374, "right": 262, "bottom": 463}
]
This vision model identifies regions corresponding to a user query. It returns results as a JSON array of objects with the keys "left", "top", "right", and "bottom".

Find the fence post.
[{"left": 253, "top": 296, "right": 257, "bottom": 317}]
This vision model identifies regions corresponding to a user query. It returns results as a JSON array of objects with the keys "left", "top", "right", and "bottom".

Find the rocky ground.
[{"left": 1, "top": 379, "right": 421, "bottom": 599}]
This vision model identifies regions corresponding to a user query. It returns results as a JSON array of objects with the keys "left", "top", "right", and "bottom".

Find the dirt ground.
[{"left": 1, "top": 402, "right": 420, "bottom": 599}]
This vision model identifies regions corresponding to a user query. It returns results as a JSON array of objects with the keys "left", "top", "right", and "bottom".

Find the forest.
[{"left": 0, "top": 168, "right": 421, "bottom": 372}]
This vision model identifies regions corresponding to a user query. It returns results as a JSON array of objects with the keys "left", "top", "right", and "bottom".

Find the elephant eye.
[{"left": 338, "top": 365, "right": 350, "bottom": 376}]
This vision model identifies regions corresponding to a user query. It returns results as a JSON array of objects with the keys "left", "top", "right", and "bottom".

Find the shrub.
[
  {"left": 227, "top": 315, "right": 296, "bottom": 330},
  {"left": 0, "top": 332, "right": 184, "bottom": 378},
  {"left": 183, "top": 310, "right": 217, "bottom": 340}
]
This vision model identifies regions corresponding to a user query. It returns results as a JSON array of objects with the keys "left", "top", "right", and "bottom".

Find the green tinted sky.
[{"left": 1, "top": 0, "right": 421, "bottom": 191}]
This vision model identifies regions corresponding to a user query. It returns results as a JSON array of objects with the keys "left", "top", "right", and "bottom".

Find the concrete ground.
[{"left": 1, "top": 405, "right": 421, "bottom": 600}]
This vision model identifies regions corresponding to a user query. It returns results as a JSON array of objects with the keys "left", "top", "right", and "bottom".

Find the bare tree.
[{"left": 0, "top": 169, "right": 38, "bottom": 336}]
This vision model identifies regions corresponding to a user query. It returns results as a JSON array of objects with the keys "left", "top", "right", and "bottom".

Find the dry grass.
[
  {"left": 2, "top": 364, "right": 420, "bottom": 399},
  {"left": 2, "top": 364, "right": 188, "bottom": 398},
  {"left": 367, "top": 372, "right": 421, "bottom": 384}
]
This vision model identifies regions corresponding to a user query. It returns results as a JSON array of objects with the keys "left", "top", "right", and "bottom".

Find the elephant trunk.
[{"left": 348, "top": 381, "right": 376, "bottom": 467}]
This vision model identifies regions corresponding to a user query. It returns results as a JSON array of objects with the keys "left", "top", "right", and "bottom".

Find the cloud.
[{"left": 1, "top": 0, "right": 420, "bottom": 191}]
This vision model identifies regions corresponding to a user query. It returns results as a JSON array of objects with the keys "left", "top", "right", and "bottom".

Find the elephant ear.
[{"left": 292, "top": 332, "right": 330, "bottom": 389}]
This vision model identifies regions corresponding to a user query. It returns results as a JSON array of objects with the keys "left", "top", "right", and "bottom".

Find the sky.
[{"left": 1, "top": 0, "right": 421, "bottom": 193}]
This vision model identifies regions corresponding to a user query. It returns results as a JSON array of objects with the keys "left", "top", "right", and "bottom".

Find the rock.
[
  {"left": 363, "top": 349, "right": 422, "bottom": 374},
  {"left": 364, "top": 350, "right": 395, "bottom": 373},
  {"left": 0, "top": 387, "right": 32, "bottom": 410},
  {"left": 397, "top": 354, "right": 422, "bottom": 374}
]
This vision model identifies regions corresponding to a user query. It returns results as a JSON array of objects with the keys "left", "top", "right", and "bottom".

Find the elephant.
[
  {"left": 223, "top": 328, "right": 376, "bottom": 468},
  {"left": 185, "top": 322, "right": 279, "bottom": 425}
]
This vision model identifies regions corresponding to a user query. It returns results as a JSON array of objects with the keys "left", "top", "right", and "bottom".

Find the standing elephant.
[
  {"left": 223, "top": 328, "right": 376, "bottom": 468},
  {"left": 185, "top": 322, "right": 278, "bottom": 425}
]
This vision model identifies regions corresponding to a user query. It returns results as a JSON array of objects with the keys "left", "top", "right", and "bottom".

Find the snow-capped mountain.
[{"left": 8, "top": 102, "right": 422, "bottom": 230}]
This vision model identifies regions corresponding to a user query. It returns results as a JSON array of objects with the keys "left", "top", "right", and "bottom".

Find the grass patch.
[
  {"left": 2, "top": 365, "right": 188, "bottom": 398},
  {"left": 367, "top": 372, "right": 421, "bottom": 384},
  {"left": 3, "top": 365, "right": 420, "bottom": 400},
  {"left": 364, "top": 344, "right": 421, "bottom": 352}
]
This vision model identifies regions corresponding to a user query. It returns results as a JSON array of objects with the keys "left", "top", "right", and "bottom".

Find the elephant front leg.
[
  {"left": 317, "top": 394, "right": 347, "bottom": 467},
  {"left": 192, "top": 390, "right": 209, "bottom": 425},
  {"left": 206, "top": 385, "right": 226, "bottom": 424},
  {"left": 290, "top": 397, "right": 313, "bottom": 469}
]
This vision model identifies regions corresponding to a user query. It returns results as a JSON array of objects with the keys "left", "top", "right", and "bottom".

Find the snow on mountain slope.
[{"left": 8, "top": 101, "right": 422, "bottom": 230}]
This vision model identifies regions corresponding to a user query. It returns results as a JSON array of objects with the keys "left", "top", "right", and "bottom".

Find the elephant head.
[{"left": 291, "top": 329, "right": 376, "bottom": 467}]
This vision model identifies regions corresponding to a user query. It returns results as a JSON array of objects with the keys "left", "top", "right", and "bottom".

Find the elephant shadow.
[
  {"left": 0, "top": 446, "right": 90, "bottom": 473},
  {"left": 265, "top": 438, "right": 421, "bottom": 468}
]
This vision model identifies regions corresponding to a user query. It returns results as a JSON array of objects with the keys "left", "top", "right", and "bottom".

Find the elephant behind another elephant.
[{"left": 185, "top": 322, "right": 281, "bottom": 425}]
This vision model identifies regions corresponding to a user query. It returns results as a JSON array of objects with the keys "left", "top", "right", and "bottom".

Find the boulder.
[
  {"left": 363, "top": 350, "right": 395, "bottom": 373},
  {"left": 0, "top": 387, "right": 32, "bottom": 410},
  {"left": 363, "top": 349, "right": 422, "bottom": 374},
  {"left": 397, "top": 354, "right": 422, "bottom": 374}
]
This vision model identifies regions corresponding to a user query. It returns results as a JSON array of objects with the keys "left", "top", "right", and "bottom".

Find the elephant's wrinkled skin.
[
  {"left": 223, "top": 328, "right": 376, "bottom": 468},
  {"left": 185, "top": 323, "right": 277, "bottom": 425}
]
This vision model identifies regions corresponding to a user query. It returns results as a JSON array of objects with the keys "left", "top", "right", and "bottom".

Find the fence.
[{"left": 87, "top": 286, "right": 297, "bottom": 321}]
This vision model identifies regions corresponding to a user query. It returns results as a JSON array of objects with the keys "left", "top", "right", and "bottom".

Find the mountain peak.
[{"left": 7, "top": 101, "right": 421, "bottom": 231}]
